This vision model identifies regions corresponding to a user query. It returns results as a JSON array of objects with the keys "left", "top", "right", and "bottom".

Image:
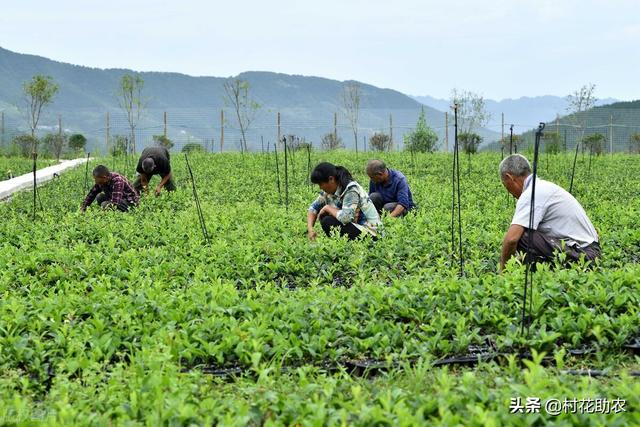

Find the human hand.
[{"left": 308, "top": 229, "right": 317, "bottom": 241}]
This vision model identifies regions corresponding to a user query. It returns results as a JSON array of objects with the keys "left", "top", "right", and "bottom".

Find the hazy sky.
[{"left": 1, "top": 0, "right": 638, "bottom": 100}]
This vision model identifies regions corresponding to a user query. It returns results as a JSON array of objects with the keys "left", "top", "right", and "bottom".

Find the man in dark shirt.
[
  {"left": 366, "top": 160, "right": 415, "bottom": 218},
  {"left": 81, "top": 165, "right": 139, "bottom": 212},
  {"left": 133, "top": 146, "right": 176, "bottom": 196}
]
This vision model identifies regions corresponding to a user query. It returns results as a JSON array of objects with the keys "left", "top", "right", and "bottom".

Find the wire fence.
[
  {"left": 483, "top": 108, "right": 640, "bottom": 154},
  {"left": 1, "top": 107, "right": 639, "bottom": 156}
]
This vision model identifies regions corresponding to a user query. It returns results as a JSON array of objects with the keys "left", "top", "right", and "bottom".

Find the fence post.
[
  {"left": 106, "top": 111, "right": 110, "bottom": 156},
  {"left": 0, "top": 111, "right": 4, "bottom": 149},
  {"left": 609, "top": 114, "right": 613, "bottom": 154},
  {"left": 277, "top": 112, "right": 281, "bottom": 149},
  {"left": 389, "top": 113, "right": 393, "bottom": 151},
  {"left": 501, "top": 112, "right": 504, "bottom": 152},
  {"left": 445, "top": 112, "right": 449, "bottom": 152},
  {"left": 220, "top": 109, "right": 224, "bottom": 152},
  {"left": 164, "top": 111, "right": 167, "bottom": 138}
]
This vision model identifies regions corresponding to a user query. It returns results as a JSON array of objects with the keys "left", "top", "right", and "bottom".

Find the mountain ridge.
[{"left": 0, "top": 46, "right": 499, "bottom": 152}]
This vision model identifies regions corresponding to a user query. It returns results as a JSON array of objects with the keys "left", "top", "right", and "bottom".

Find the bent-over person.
[
  {"left": 499, "top": 154, "right": 600, "bottom": 271},
  {"left": 134, "top": 146, "right": 176, "bottom": 196}
]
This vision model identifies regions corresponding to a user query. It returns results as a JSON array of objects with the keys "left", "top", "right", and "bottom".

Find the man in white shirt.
[{"left": 498, "top": 154, "right": 600, "bottom": 271}]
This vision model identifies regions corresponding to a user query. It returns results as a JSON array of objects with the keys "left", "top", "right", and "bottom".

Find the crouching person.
[
  {"left": 81, "top": 165, "right": 139, "bottom": 212},
  {"left": 366, "top": 160, "right": 415, "bottom": 217},
  {"left": 307, "top": 162, "right": 381, "bottom": 240},
  {"left": 499, "top": 154, "right": 600, "bottom": 271}
]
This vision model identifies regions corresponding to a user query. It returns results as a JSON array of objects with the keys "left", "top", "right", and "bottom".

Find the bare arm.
[
  {"left": 319, "top": 205, "right": 339, "bottom": 219},
  {"left": 500, "top": 224, "right": 525, "bottom": 272},
  {"left": 389, "top": 204, "right": 406, "bottom": 217},
  {"left": 155, "top": 172, "right": 172, "bottom": 195},
  {"left": 81, "top": 185, "right": 100, "bottom": 212},
  {"left": 307, "top": 211, "right": 318, "bottom": 240},
  {"left": 392, "top": 177, "right": 411, "bottom": 218},
  {"left": 140, "top": 174, "right": 150, "bottom": 193}
]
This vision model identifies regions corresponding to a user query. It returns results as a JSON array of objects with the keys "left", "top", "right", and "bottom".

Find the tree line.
[{"left": 8, "top": 74, "right": 637, "bottom": 159}]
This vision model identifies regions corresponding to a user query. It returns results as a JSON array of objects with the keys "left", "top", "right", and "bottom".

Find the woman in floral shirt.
[{"left": 307, "top": 162, "right": 381, "bottom": 240}]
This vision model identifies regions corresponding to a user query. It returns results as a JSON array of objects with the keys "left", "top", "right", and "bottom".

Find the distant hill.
[
  {"left": 412, "top": 95, "right": 620, "bottom": 130},
  {"left": 0, "top": 46, "right": 421, "bottom": 110},
  {"left": 602, "top": 100, "right": 640, "bottom": 109},
  {"left": 1, "top": 46, "right": 501, "bottom": 153},
  {"left": 481, "top": 99, "right": 640, "bottom": 153}
]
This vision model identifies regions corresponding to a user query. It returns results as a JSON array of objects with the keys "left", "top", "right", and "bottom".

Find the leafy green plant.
[
  {"left": 403, "top": 109, "right": 438, "bottom": 153},
  {"left": 0, "top": 151, "right": 638, "bottom": 423},
  {"left": 182, "top": 143, "right": 204, "bottom": 153}
]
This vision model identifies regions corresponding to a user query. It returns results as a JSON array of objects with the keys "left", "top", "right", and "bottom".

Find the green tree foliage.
[
  {"left": 153, "top": 135, "right": 174, "bottom": 150},
  {"left": 110, "top": 135, "right": 128, "bottom": 157},
  {"left": 582, "top": 133, "right": 606, "bottom": 156},
  {"left": 41, "top": 133, "right": 68, "bottom": 160},
  {"left": 68, "top": 134, "right": 87, "bottom": 153},
  {"left": 403, "top": 109, "right": 438, "bottom": 153},
  {"left": 283, "top": 135, "right": 309, "bottom": 151},
  {"left": 499, "top": 134, "right": 523, "bottom": 154},
  {"left": 459, "top": 132, "right": 482, "bottom": 154},
  {"left": 321, "top": 132, "right": 343, "bottom": 150},
  {"left": 22, "top": 75, "right": 59, "bottom": 139},
  {"left": 182, "top": 143, "right": 205, "bottom": 153},
  {"left": 630, "top": 133, "right": 640, "bottom": 154},
  {"left": 12, "top": 134, "right": 39, "bottom": 158},
  {"left": 544, "top": 133, "right": 563, "bottom": 154},
  {"left": 294, "top": 141, "right": 312, "bottom": 152},
  {"left": 369, "top": 132, "right": 392, "bottom": 152}
]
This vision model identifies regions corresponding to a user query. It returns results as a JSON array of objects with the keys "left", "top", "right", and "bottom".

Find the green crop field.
[{"left": 0, "top": 151, "right": 639, "bottom": 425}]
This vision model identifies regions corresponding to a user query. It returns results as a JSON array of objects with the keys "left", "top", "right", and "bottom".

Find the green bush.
[
  {"left": 582, "top": 133, "right": 606, "bottom": 156},
  {"left": 68, "top": 133, "right": 87, "bottom": 152},
  {"left": 11, "top": 134, "right": 38, "bottom": 158},
  {"left": 544, "top": 133, "right": 562, "bottom": 154},
  {"left": 459, "top": 132, "right": 482, "bottom": 154},
  {"left": 153, "top": 134, "right": 174, "bottom": 150},
  {"left": 182, "top": 143, "right": 205, "bottom": 153},
  {"left": 369, "top": 132, "right": 392, "bottom": 151},
  {"left": 404, "top": 109, "right": 438, "bottom": 153}
]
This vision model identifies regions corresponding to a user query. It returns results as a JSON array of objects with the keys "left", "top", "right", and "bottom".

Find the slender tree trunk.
[
  {"left": 234, "top": 107, "right": 246, "bottom": 153},
  {"left": 353, "top": 130, "right": 358, "bottom": 154}
]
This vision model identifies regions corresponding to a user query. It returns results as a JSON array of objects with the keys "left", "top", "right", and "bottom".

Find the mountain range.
[
  {"left": 3, "top": 45, "right": 632, "bottom": 155},
  {"left": 1, "top": 46, "right": 480, "bottom": 153}
]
